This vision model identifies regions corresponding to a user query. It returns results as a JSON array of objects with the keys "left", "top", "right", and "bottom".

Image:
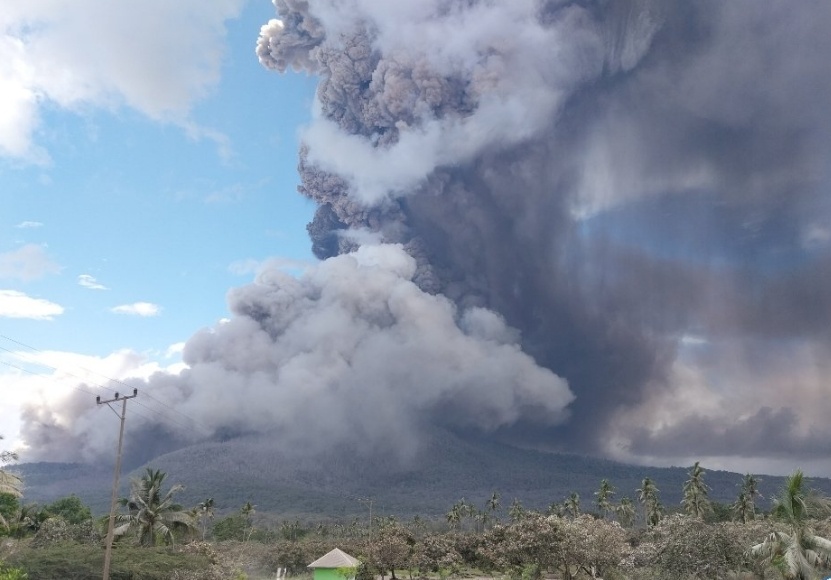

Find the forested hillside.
[{"left": 15, "top": 430, "right": 831, "bottom": 519}]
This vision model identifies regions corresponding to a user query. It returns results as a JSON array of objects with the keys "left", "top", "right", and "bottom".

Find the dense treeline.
[{"left": 3, "top": 459, "right": 831, "bottom": 579}]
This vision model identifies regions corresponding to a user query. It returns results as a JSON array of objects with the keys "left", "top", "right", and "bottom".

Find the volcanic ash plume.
[{"left": 21, "top": 0, "right": 831, "bottom": 471}]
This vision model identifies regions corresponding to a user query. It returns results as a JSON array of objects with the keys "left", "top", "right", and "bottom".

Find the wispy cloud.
[
  {"left": 110, "top": 302, "right": 161, "bottom": 317},
  {"left": 0, "top": 244, "right": 61, "bottom": 281},
  {"left": 0, "top": 290, "right": 64, "bottom": 320},
  {"left": 78, "top": 274, "right": 108, "bottom": 290},
  {"left": 15, "top": 221, "right": 44, "bottom": 229}
]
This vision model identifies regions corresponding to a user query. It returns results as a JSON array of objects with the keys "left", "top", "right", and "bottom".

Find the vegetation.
[
  {"left": 681, "top": 461, "right": 712, "bottom": 519},
  {"left": 8, "top": 458, "right": 831, "bottom": 579},
  {"left": 115, "top": 468, "right": 196, "bottom": 546},
  {"left": 750, "top": 469, "right": 831, "bottom": 579},
  {"left": 0, "top": 436, "right": 22, "bottom": 532}
]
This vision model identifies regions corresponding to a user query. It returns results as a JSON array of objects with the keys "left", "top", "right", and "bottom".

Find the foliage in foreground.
[{"left": 3, "top": 542, "right": 217, "bottom": 580}]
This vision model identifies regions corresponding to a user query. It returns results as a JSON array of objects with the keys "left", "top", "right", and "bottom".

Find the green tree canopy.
[
  {"left": 115, "top": 468, "right": 195, "bottom": 546},
  {"left": 44, "top": 495, "right": 93, "bottom": 525}
]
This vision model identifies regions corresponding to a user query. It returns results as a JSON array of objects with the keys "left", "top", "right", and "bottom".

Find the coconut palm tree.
[
  {"left": 595, "top": 479, "right": 615, "bottom": 519},
  {"left": 734, "top": 473, "right": 762, "bottom": 523},
  {"left": 196, "top": 497, "right": 215, "bottom": 540},
  {"left": 445, "top": 503, "right": 461, "bottom": 530},
  {"left": 637, "top": 477, "right": 662, "bottom": 528},
  {"left": 487, "top": 491, "right": 501, "bottom": 516},
  {"left": 616, "top": 497, "right": 636, "bottom": 528},
  {"left": 115, "top": 468, "right": 195, "bottom": 546},
  {"left": 564, "top": 492, "right": 581, "bottom": 518},
  {"left": 750, "top": 469, "right": 831, "bottom": 579},
  {"left": 682, "top": 461, "right": 712, "bottom": 519},
  {"left": 241, "top": 501, "right": 256, "bottom": 541},
  {"left": 508, "top": 498, "right": 526, "bottom": 522}
]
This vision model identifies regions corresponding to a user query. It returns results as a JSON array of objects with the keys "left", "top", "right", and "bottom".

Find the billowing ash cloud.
[{"left": 22, "top": 0, "right": 831, "bottom": 472}]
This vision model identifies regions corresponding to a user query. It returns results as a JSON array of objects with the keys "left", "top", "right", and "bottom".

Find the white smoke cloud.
[{"left": 22, "top": 244, "right": 573, "bottom": 462}]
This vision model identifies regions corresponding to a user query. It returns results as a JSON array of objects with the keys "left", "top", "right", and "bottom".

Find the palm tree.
[
  {"left": 445, "top": 503, "right": 461, "bottom": 530},
  {"left": 734, "top": 473, "right": 762, "bottom": 523},
  {"left": 508, "top": 498, "right": 525, "bottom": 522},
  {"left": 637, "top": 477, "right": 662, "bottom": 528},
  {"left": 486, "top": 491, "right": 501, "bottom": 528},
  {"left": 616, "top": 497, "right": 636, "bottom": 528},
  {"left": 595, "top": 479, "right": 615, "bottom": 519},
  {"left": 115, "top": 468, "right": 195, "bottom": 546},
  {"left": 564, "top": 492, "right": 581, "bottom": 518},
  {"left": 750, "top": 469, "right": 831, "bottom": 579},
  {"left": 197, "top": 497, "right": 215, "bottom": 540},
  {"left": 241, "top": 501, "right": 256, "bottom": 541},
  {"left": 682, "top": 461, "right": 712, "bottom": 519}
]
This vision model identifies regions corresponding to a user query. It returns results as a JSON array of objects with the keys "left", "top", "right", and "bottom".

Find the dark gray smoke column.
[{"left": 257, "top": 0, "right": 831, "bottom": 469}]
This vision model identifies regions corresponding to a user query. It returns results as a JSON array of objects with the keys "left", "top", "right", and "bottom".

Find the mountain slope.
[{"left": 14, "top": 431, "right": 829, "bottom": 519}]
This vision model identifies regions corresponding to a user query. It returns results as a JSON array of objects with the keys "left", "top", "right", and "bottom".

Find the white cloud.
[
  {"left": 0, "top": 289, "right": 63, "bottom": 320},
  {"left": 110, "top": 302, "right": 161, "bottom": 317},
  {"left": 165, "top": 342, "right": 186, "bottom": 359},
  {"left": 0, "top": 0, "right": 246, "bottom": 161},
  {"left": 77, "top": 274, "right": 108, "bottom": 290},
  {"left": 14, "top": 221, "right": 43, "bottom": 229},
  {"left": 0, "top": 244, "right": 61, "bottom": 281}
]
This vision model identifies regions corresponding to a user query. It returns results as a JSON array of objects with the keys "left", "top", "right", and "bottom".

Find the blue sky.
[{"left": 1, "top": 1, "right": 316, "bottom": 446}]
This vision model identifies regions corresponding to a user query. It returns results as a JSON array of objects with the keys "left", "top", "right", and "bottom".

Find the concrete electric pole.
[{"left": 97, "top": 388, "right": 137, "bottom": 580}]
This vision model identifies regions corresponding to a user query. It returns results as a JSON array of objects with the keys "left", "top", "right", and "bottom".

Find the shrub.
[{"left": 4, "top": 543, "right": 214, "bottom": 580}]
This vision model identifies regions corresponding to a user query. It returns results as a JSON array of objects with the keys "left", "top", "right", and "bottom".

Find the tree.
[
  {"left": 750, "top": 469, "right": 831, "bottom": 579},
  {"left": 480, "top": 514, "right": 564, "bottom": 579},
  {"left": 559, "top": 515, "right": 627, "bottom": 579},
  {"left": 616, "top": 497, "right": 636, "bottom": 528},
  {"left": 371, "top": 522, "right": 412, "bottom": 580},
  {"left": 0, "top": 436, "right": 22, "bottom": 528},
  {"left": 241, "top": 501, "right": 256, "bottom": 541},
  {"left": 196, "top": 497, "right": 215, "bottom": 540},
  {"left": 594, "top": 479, "right": 615, "bottom": 520},
  {"left": 563, "top": 493, "right": 580, "bottom": 519},
  {"left": 682, "top": 461, "right": 712, "bottom": 519},
  {"left": 649, "top": 514, "right": 748, "bottom": 579},
  {"left": 508, "top": 498, "right": 526, "bottom": 522},
  {"left": 114, "top": 468, "right": 195, "bottom": 546},
  {"left": 487, "top": 492, "right": 501, "bottom": 516},
  {"left": 43, "top": 495, "right": 92, "bottom": 525},
  {"left": 445, "top": 504, "right": 461, "bottom": 531},
  {"left": 733, "top": 473, "right": 762, "bottom": 523},
  {"left": 637, "top": 477, "right": 662, "bottom": 528},
  {"left": 0, "top": 494, "right": 19, "bottom": 535}
]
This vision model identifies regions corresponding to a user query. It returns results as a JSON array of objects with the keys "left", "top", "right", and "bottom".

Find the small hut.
[{"left": 308, "top": 548, "right": 360, "bottom": 580}]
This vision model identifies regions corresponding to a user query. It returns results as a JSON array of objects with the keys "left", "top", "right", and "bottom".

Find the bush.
[
  {"left": 4, "top": 543, "right": 214, "bottom": 580},
  {"left": 0, "top": 561, "right": 27, "bottom": 580}
]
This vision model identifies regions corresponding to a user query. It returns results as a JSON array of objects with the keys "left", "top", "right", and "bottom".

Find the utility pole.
[
  {"left": 358, "top": 497, "right": 374, "bottom": 542},
  {"left": 97, "top": 388, "right": 137, "bottom": 580}
]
